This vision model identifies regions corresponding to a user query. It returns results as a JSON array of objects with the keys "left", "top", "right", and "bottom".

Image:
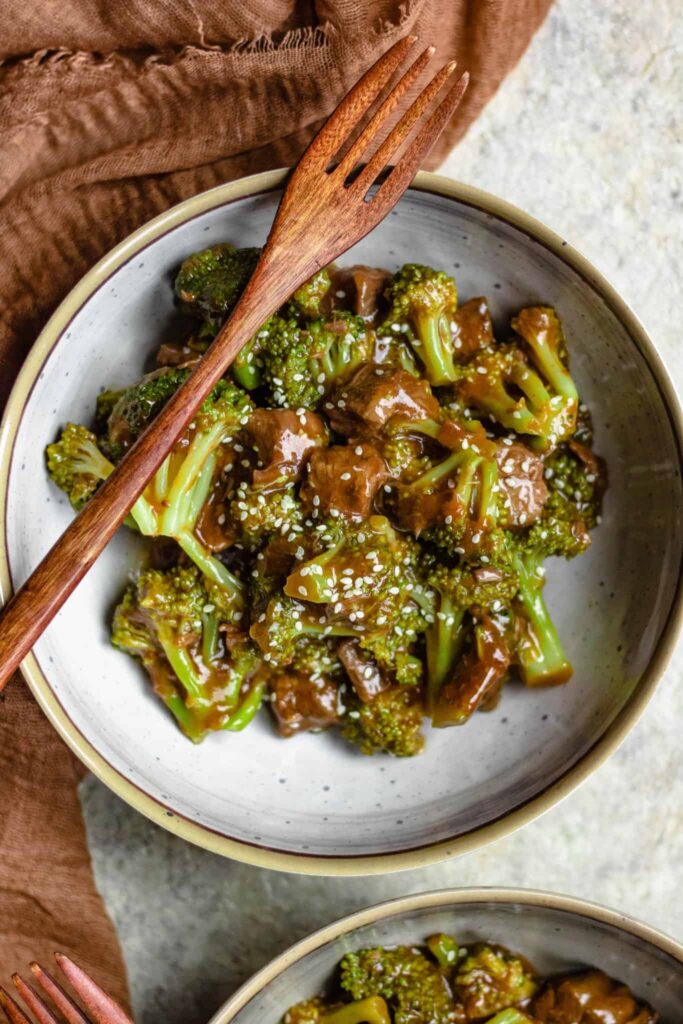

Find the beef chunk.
[
  {"left": 326, "top": 365, "right": 439, "bottom": 437},
  {"left": 451, "top": 297, "right": 494, "bottom": 358},
  {"left": 331, "top": 265, "right": 391, "bottom": 317},
  {"left": 247, "top": 408, "right": 327, "bottom": 490},
  {"left": 533, "top": 970, "right": 657, "bottom": 1024},
  {"left": 337, "top": 640, "right": 391, "bottom": 703},
  {"left": 496, "top": 441, "right": 548, "bottom": 527},
  {"left": 300, "top": 443, "right": 388, "bottom": 520},
  {"left": 270, "top": 671, "right": 340, "bottom": 736}
]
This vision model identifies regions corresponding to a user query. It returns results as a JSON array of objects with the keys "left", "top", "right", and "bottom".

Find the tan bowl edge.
[
  {"left": 207, "top": 887, "right": 683, "bottom": 1023},
  {"left": 1, "top": 168, "right": 682, "bottom": 875}
]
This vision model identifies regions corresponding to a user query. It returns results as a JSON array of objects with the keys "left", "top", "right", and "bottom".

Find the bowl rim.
[
  {"left": 1, "top": 167, "right": 682, "bottom": 875},
  {"left": 207, "top": 886, "right": 683, "bottom": 1024}
]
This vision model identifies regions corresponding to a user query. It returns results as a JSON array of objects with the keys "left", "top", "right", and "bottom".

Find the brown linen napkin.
[{"left": 0, "top": 0, "right": 552, "bottom": 1009}]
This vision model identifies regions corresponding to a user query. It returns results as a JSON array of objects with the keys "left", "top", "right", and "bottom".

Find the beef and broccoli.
[
  {"left": 282, "top": 935, "right": 657, "bottom": 1024},
  {"left": 45, "top": 243, "right": 606, "bottom": 754}
]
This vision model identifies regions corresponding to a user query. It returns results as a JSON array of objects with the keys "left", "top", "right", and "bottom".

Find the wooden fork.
[
  {"left": 0, "top": 35, "right": 468, "bottom": 688},
  {"left": 0, "top": 955, "right": 133, "bottom": 1024}
]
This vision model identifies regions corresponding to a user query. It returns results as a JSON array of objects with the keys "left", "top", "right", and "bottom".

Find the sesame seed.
[{"left": 340, "top": 472, "right": 351, "bottom": 481}]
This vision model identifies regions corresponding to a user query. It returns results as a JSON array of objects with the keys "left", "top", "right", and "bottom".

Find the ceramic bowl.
[
  {"left": 1, "top": 170, "right": 681, "bottom": 874},
  {"left": 208, "top": 889, "right": 683, "bottom": 1023}
]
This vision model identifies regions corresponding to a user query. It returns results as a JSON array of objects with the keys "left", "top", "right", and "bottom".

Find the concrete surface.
[{"left": 80, "top": 2, "right": 683, "bottom": 1021}]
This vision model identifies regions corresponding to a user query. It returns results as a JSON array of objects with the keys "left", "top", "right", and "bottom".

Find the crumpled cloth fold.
[{"left": 0, "top": 0, "right": 551, "bottom": 1011}]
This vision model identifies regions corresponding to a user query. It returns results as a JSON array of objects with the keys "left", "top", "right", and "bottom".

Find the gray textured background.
[{"left": 80, "top": 2, "right": 683, "bottom": 1021}]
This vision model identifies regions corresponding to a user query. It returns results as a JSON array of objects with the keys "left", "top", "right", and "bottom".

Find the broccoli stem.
[
  {"left": 391, "top": 417, "right": 443, "bottom": 441},
  {"left": 176, "top": 532, "right": 245, "bottom": 605},
  {"left": 486, "top": 1011, "right": 534, "bottom": 1024},
  {"left": 233, "top": 338, "right": 262, "bottom": 389},
  {"left": 511, "top": 362, "right": 552, "bottom": 410},
  {"left": 202, "top": 608, "right": 220, "bottom": 665},
  {"left": 412, "top": 450, "right": 476, "bottom": 493},
  {"left": 129, "top": 492, "right": 158, "bottom": 536},
  {"left": 426, "top": 600, "right": 467, "bottom": 710},
  {"left": 321, "top": 997, "right": 391, "bottom": 1024},
  {"left": 155, "top": 630, "right": 205, "bottom": 701},
  {"left": 527, "top": 332, "right": 577, "bottom": 400},
  {"left": 513, "top": 553, "right": 572, "bottom": 686},
  {"left": 224, "top": 681, "right": 266, "bottom": 731},
  {"left": 426, "top": 933, "right": 460, "bottom": 968},
  {"left": 477, "top": 458, "right": 499, "bottom": 525},
  {"left": 160, "top": 426, "right": 225, "bottom": 537},
  {"left": 162, "top": 691, "right": 206, "bottom": 743},
  {"left": 415, "top": 312, "right": 456, "bottom": 385}
]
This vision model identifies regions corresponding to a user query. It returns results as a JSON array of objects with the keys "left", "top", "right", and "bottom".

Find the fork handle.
[{"left": 0, "top": 253, "right": 302, "bottom": 692}]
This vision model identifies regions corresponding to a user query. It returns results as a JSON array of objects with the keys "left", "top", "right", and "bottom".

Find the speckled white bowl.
[
  {"left": 209, "top": 889, "right": 683, "bottom": 1023},
  {"left": 1, "top": 169, "right": 681, "bottom": 874}
]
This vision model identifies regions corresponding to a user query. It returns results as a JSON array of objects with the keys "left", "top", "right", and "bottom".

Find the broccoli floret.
[
  {"left": 453, "top": 944, "right": 538, "bottom": 1019},
  {"left": 258, "top": 313, "right": 374, "bottom": 410},
  {"left": 290, "top": 267, "right": 333, "bottom": 319},
  {"left": 510, "top": 476, "right": 597, "bottom": 687},
  {"left": 252, "top": 316, "right": 319, "bottom": 409},
  {"left": 423, "top": 563, "right": 518, "bottom": 712},
  {"left": 94, "top": 388, "right": 125, "bottom": 435},
  {"left": 283, "top": 997, "right": 392, "bottom": 1024},
  {"left": 46, "top": 423, "right": 115, "bottom": 510},
  {"left": 52, "top": 371, "right": 253, "bottom": 605},
  {"left": 544, "top": 445, "right": 604, "bottom": 530},
  {"left": 282, "top": 997, "right": 326, "bottom": 1024},
  {"left": 382, "top": 264, "right": 459, "bottom": 386},
  {"left": 359, "top": 600, "right": 428, "bottom": 686},
  {"left": 322, "top": 1000, "right": 392, "bottom": 1024},
  {"left": 290, "top": 636, "right": 344, "bottom": 681},
  {"left": 306, "top": 313, "right": 374, "bottom": 389},
  {"left": 512, "top": 306, "right": 578, "bottom": 428},
  {"left": 175, "top": 243, "right": 261, "bottom": 336},
  {"left": 389, "top": 418, "right": 501, "bottom": 554},
  {"left": 339, "top": 945, "right": 460, "bottom": 1022},
  {"left": 374, "top": 330, "right": 421, "bottom": 378},
  {"left": 112, "top": 566, "right": 264, "bottom": 742},
  {"left": 283, "top": 516, "right": 425, "bottom": 636},
  {"left": 227, "top": 483, "right": 305, "bottom": 551},
  {"left": 341, "top": 687, "right": 425, "bottom": 757},
  {"left": 456, "top": 307, "right": 578, "bottom": 451},
  {"left": 250, "top": 594, "right": 358, "bottom": 667},
  {"left": 105, "top": 368, "right": 190, "bottom": 453},
  {"left": 119, "top": 378, "right": 253, "bottom": 606}
]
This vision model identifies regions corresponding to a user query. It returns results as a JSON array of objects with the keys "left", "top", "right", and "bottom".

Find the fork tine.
[
  {"left": 373, "top": 70, "right": 470, "bottom": 201},
  {"left": 0, "top": 989, "right": 33, "bottom": 1024},
  {"left": 55, "top": 956, "right": 133, "bottom": 1024},
  {"left": 303, "top": 34, "right": 417, "bottom": 166},
  {"left": 352, "top": 61, "right": 463, "bottom": 195},
  {"left": 30, "top": 965, "right": 89, "bottom": 1024},
  {"left": 335, "top": 44, "right": 435, "bottom": 177},
  {"left": 10, "top": 978, "right": 59, "bottom": 1024}
]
